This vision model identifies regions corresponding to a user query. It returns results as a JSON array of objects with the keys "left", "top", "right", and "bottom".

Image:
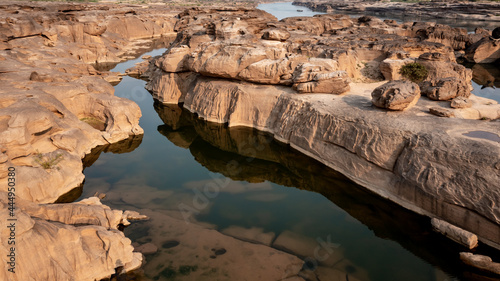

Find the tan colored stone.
[
  {"left": 379, "top": 58, "right": 414, "bottom": 81},
  {"left": 371, "top": 80, "right": 420, "bottom": 110},
  {"left": 146, "top": 71, "right": 198, "bottom": 104},
  {"left": 450, "top": 97, "right": 473, "bottom": 109},
  {"left": 262, "top": 28, "right": 291, "bottom": 41},
  {"left": 83, "top": 22, "right": 107, "bottom": 36},
  {"left": 424, "top": 77, "right": 463, "bottom": 101},
  {"left": 221, "top": 226, "right": 275, "bottom": 246},
  {"left": 156, "top": 45, "right": 191, "bottom": 72},
  {"left": 294, "top": 76, "right": 350, "bottom": 95},
  {"left": 460, "top": 252, "right": 500, "bottom": 275}
]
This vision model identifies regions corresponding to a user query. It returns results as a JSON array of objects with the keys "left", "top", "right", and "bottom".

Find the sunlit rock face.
[
  {"left": 0, "top": 0, "right": 180, "bottom": 203},
  {"left": 0, "top": 1, "right": 178, "bottom": 280},
  {"left": 148, "top": 7, "right": 500, "bottom": 250}
]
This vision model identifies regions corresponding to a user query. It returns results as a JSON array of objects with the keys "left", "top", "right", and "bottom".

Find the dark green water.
[{"left": 79, "top": 6, "right": 500, "bottom": 281}]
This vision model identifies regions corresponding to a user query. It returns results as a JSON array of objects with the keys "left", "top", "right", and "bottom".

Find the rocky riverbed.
[
  {"left": 293, "top": 0, "right": 500, "bottom": 27},
  {"left": 0, "top": 1, "right": 179, "bottom": 280}
]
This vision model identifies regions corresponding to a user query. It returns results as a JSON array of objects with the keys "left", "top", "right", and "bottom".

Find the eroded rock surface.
[
  {"left": 465, "top": 36, "right": 500, "bottom": 64},
  {"left": 0, "top": 1, "right": 177, "bottom": 202},
  {"left": 0, "top": 194, "right": 146, "bottom": 281},
  {"left": 460, "top": 252, "right": 500, "bottom": 276},
  {"left": 294, "top": 1, "right": 500, "bottom": 29},
  {"left": 147, "top": 8, "right": 500, "bottom": 251}
]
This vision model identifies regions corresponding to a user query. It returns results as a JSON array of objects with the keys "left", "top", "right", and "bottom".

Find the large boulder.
[
  {"left": 417, "top": 52, "right": 472, "bottom": 99},
  {"left": 155, "top": 45, "right": 191, "bottom": 73},
  {"left": 371, "top": 80, "right": 420, "bottom": 110},
  {"left": 379, "top": 58, "right": 415, "bottom": 81}
]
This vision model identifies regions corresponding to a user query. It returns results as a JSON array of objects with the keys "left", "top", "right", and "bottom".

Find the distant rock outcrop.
[
  {"left": 465, "top": 36, "right": 500, "bottom": 64},
  {"left": 371, "top": 80, "right": 420, "bottom": 111}
]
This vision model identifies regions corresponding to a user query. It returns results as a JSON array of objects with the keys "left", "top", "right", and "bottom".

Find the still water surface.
[
  {"left": 80, "top": 4, "right": 500, "bottom": 281},
  {"left": 258, "top": 2, "right": 500, "bottom": 103}
]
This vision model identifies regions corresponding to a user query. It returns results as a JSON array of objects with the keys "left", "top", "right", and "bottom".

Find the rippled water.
[{"left": 80, "top": 4, "right": 500, "bottom": 281}]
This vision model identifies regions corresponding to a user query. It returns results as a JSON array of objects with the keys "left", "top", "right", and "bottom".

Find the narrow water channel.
[{"left": 80, "top": 3, "right": 500, "bottom": 281}]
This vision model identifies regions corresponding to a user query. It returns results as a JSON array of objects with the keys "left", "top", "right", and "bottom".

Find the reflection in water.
[
  {"left": 83, "top": 134, "right": 144, "bottom": 168},
  {"left": 469, "top": 64, "right": 500, "bottom": 103},
  {"left": 56, "top": 135, "right": 143, "bottom": 203},
  {"left": 457, "top": 62, "right": 500, "bottom": 103},
  {"left": 152, "top": 102, "right": 500, "bottom": 281}
]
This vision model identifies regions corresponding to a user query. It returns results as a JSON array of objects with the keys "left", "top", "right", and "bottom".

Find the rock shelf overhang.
[{"left": 145, "top": 7, "right": 500, "bottom": 250}]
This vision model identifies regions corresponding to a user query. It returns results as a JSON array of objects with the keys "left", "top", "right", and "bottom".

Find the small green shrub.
[
  {"left": 399, "top": 62, "right": 428, "bottom": 83},
  {"left": 34, "top": 152, "right": 63, "bottom": 170}
]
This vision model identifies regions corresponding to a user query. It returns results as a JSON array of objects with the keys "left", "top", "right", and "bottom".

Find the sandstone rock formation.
[
  {"left": 0, "top": 193, "right": 146, "bottom": 281},
  {"left": 0, "top": 1, "right": 178, "bottom": 279},
  {"left": 460, "top": 252, "right": 500, "bottom": 276},
  {"left": 148, "top": 7, "right": 489, "bottom": 106},
  {"left": 0, "top": 0, "right": 177, "bottom": 203},
  {"left": 371, "top": 80, "right": 420, "bottom": 111},
  {"left": 293, "top": 1, "right": 500, "bottom": 31},
  {"left": 465, "top": 36, "right": 500, "bottom": 64},
  {"left": 147, "top": 8, "right": 500, "bottom": 252}
]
